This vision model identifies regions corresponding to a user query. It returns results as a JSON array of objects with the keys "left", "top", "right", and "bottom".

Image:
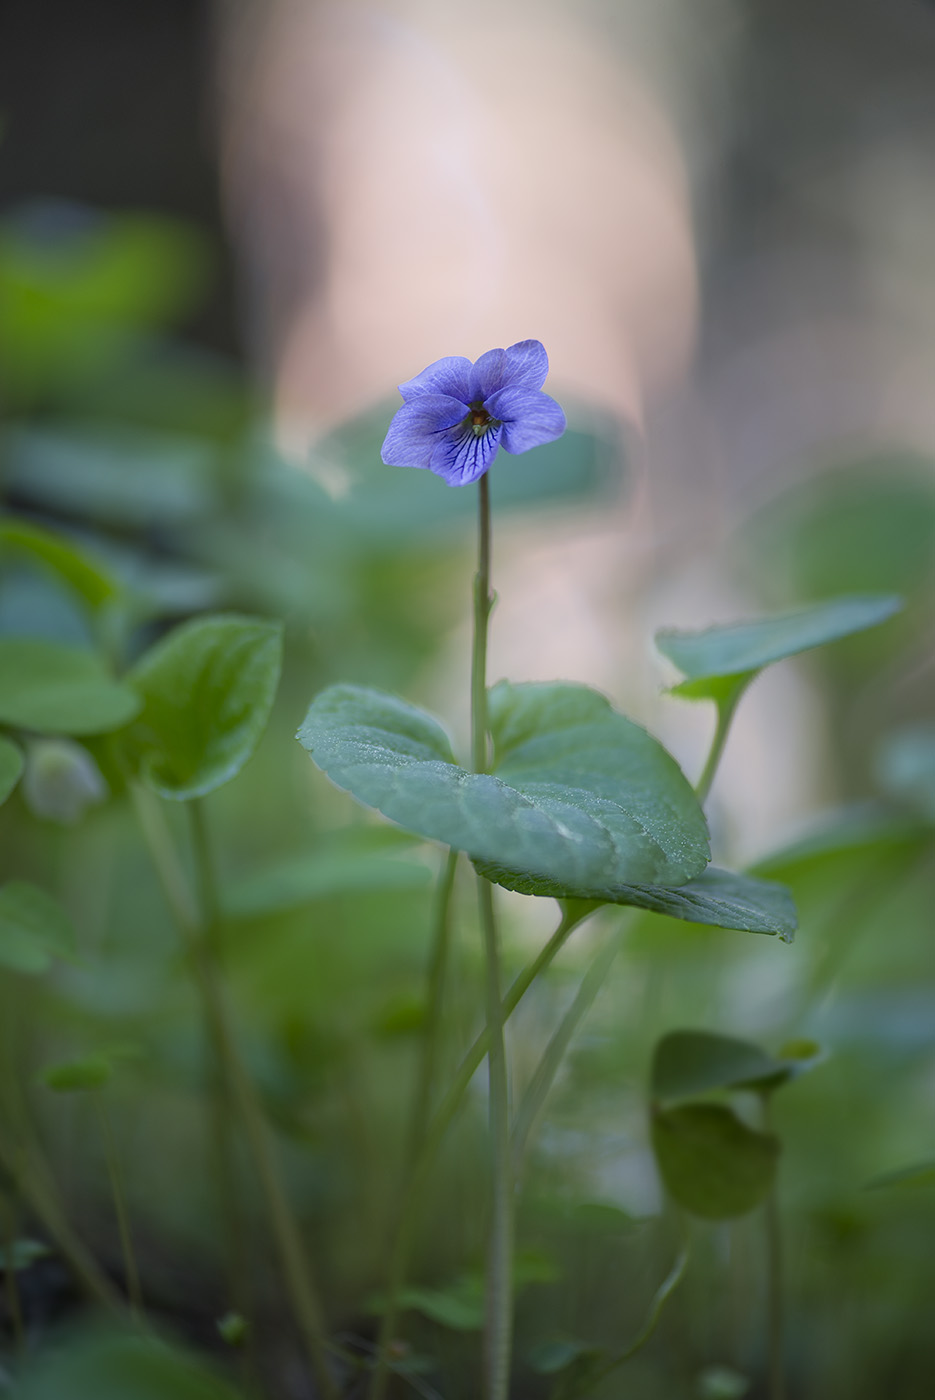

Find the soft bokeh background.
[{"left": 1, "top": 1, "right": 934, "bottom": 1397}]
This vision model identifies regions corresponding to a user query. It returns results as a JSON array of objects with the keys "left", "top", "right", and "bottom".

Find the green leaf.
[
  {"left": 651, "top": 1103, "right": 779, "bottom": 1219},
  {"left": 0, "top": 639, "right": 140, "bottom": 735},
  {"left": 11, "top": 1328, "right": 244, "bottom": 1400},
  {"left": 42, "top": 1053, "right": 113, "bottom": 1092},
  {"left": 297, "top": 682, "right": 709, "bottom": 890},
  {"left": 865, "top": 1160, "right": 935, "bottom": 1191},
  {"left": 0, "top": 733, "right": 24, "bottom": 804},
  {"left": 472, "top": 864, "right": 795, "bottom": 939},
  {"left": 656, "top": 594, "right": 902, "bottom": 701},
  {"left": 128, "top": 614, "right": 283, "bottom": 800},
  {"left": 0, "top": 881, "right": 77, "bottom": 974},
  {"left": 652, "top": 1031, "right": 784, "bottom": 1102},
  {"left": 0, "top": 516, "right": 122, "bottom": 612}
]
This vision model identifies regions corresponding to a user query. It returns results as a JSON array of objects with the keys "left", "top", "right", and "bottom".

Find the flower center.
[{"left": 467, "top": 401, "right": 494, "bottom": 436}]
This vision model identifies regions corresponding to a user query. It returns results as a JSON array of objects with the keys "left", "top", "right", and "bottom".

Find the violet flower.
[{"left": 380, "top": 339, "right": 566, "bottom": 487}]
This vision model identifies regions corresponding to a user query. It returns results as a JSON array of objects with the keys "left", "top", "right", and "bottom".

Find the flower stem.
[
  {"left": 95, "top": 1098, "right": 143, "bottom": 1319},
  {"left": 470, "top": 470, "right": 513, "bottom": 1400},
  {"left": 695, "top": 685, "right": 745, "bottom": 806},
  {"left": 472, "top": 471, "right": 493, "bottom": 775},
  {"left": 130, "top": 785, "right": 336, "bottom": 1400}
]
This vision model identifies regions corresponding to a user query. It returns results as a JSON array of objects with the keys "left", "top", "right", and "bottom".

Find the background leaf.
[
  {"left": 0, "top": 881, "right": 77, "bottom": 974},
  {"left": 652, "top": 1031, "right": 786, "bottom": 1102},
  {"left": 298, "top": 681, "right": 709, "bottom": 890},
  {"left": 656, "top": 594, "right": 901, "bottom": 701},
  {"left": 0, "top": 638, "right": 139, "bottom": 734},
  {"left": 651, "top": 1103, "right": 780, "bottom": 1219},
  {"left": 128, "top": 614, "right": 283, "bottom": 800}
]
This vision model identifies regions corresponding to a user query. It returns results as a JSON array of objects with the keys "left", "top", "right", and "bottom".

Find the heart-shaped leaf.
[
  {"left": 0, "top": 639, "right": 140, "bottom": 735},
  {"left": 652, "top": 1031, "right": 784, "bottom": 1102},
  {"left": 651, "top": 1103, "right": 779, "bottom": 1219},
  {"left": 656, "top": 594, "right": 901, "bottom": 701},
  {"left": 0, "top": 881, "right": 77, "bottom": 974},
  {"left": 127, "top": 614, "right": 283, "bottom": 800},
  {"left": 297, "top": 681, "right": 709, "bottom": 890},
  {"left": 0, "top": 734, "right": 24, "bottom": 804},
  {"left": 471, "top": 863, "right": 795, "bottom": 939},
  {"left": 651, "top": 1032, "right": 822, "bottom": 1103}
]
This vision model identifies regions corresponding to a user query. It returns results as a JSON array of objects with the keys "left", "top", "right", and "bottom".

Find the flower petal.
[
  {"left": 430, "top": 422, "right": 502, "bottom": 486},
  {"left": 485, "top": 387, "right": 566, "bottom": 454},
  {"left": 381, "top": 395, "right": 468, "bottom": 469},
  {"left": 469, "top": 347, "right": 508, "bottom": 402},
  {"left": 502, "top": 339, "right": 550, "bottom": 392},
  {"left": 398, "top": 356, "right": 472, "bottom": 403}
]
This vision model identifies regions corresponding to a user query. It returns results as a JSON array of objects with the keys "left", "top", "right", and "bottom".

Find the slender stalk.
[
  {"left": 368, "top": 905, "right": 587, "bottom": 1400},
  {"left": 130, "top": 785, "right": 337, "bottom": 1400},
  {"left": 95, "top": 1099, "right": 143, "bottom": 1318},
  {"left": 471, "top": 470, "right": 514, "bottom": 1400},
  {"left": 763, "top": 1096, "right": 785, "bottom": 1400},
  {"left": 472, "top": 471, "right": 493, "bottom": 775},
  {"left": 695, "top": 685, "right": 745, "bottom": 806}
]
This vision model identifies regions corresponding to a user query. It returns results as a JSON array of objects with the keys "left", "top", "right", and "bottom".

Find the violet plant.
[{"left": 294, "top": 340, "right": 902, "bottom": 1400}]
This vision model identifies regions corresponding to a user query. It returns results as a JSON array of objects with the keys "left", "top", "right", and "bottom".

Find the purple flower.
[{"left": 380, "top": 339, "right": 566, "bottom": 487}]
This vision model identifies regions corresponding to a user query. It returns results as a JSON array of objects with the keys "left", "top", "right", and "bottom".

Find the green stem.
[
  {"left": 695, "top": 685, "right": 745, "bottom": 806},
  {"left": 471, "top": 469, "right": 513, "bottom": 1400},
  {"left": 130, "top": 785, "right": 337, "bottom": 1400},
  {"left": 763, "top": 1096, "right": 785, "bottom": 1400},
  {"left": 472, "top": 471, "right": 493, "bottom": 775},
  {"left": 368, "top": 905, "right": 587, "bottom": 1400},
  {"left": 95, "top": 1099, "right": 143, "bottom": 1318}
]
